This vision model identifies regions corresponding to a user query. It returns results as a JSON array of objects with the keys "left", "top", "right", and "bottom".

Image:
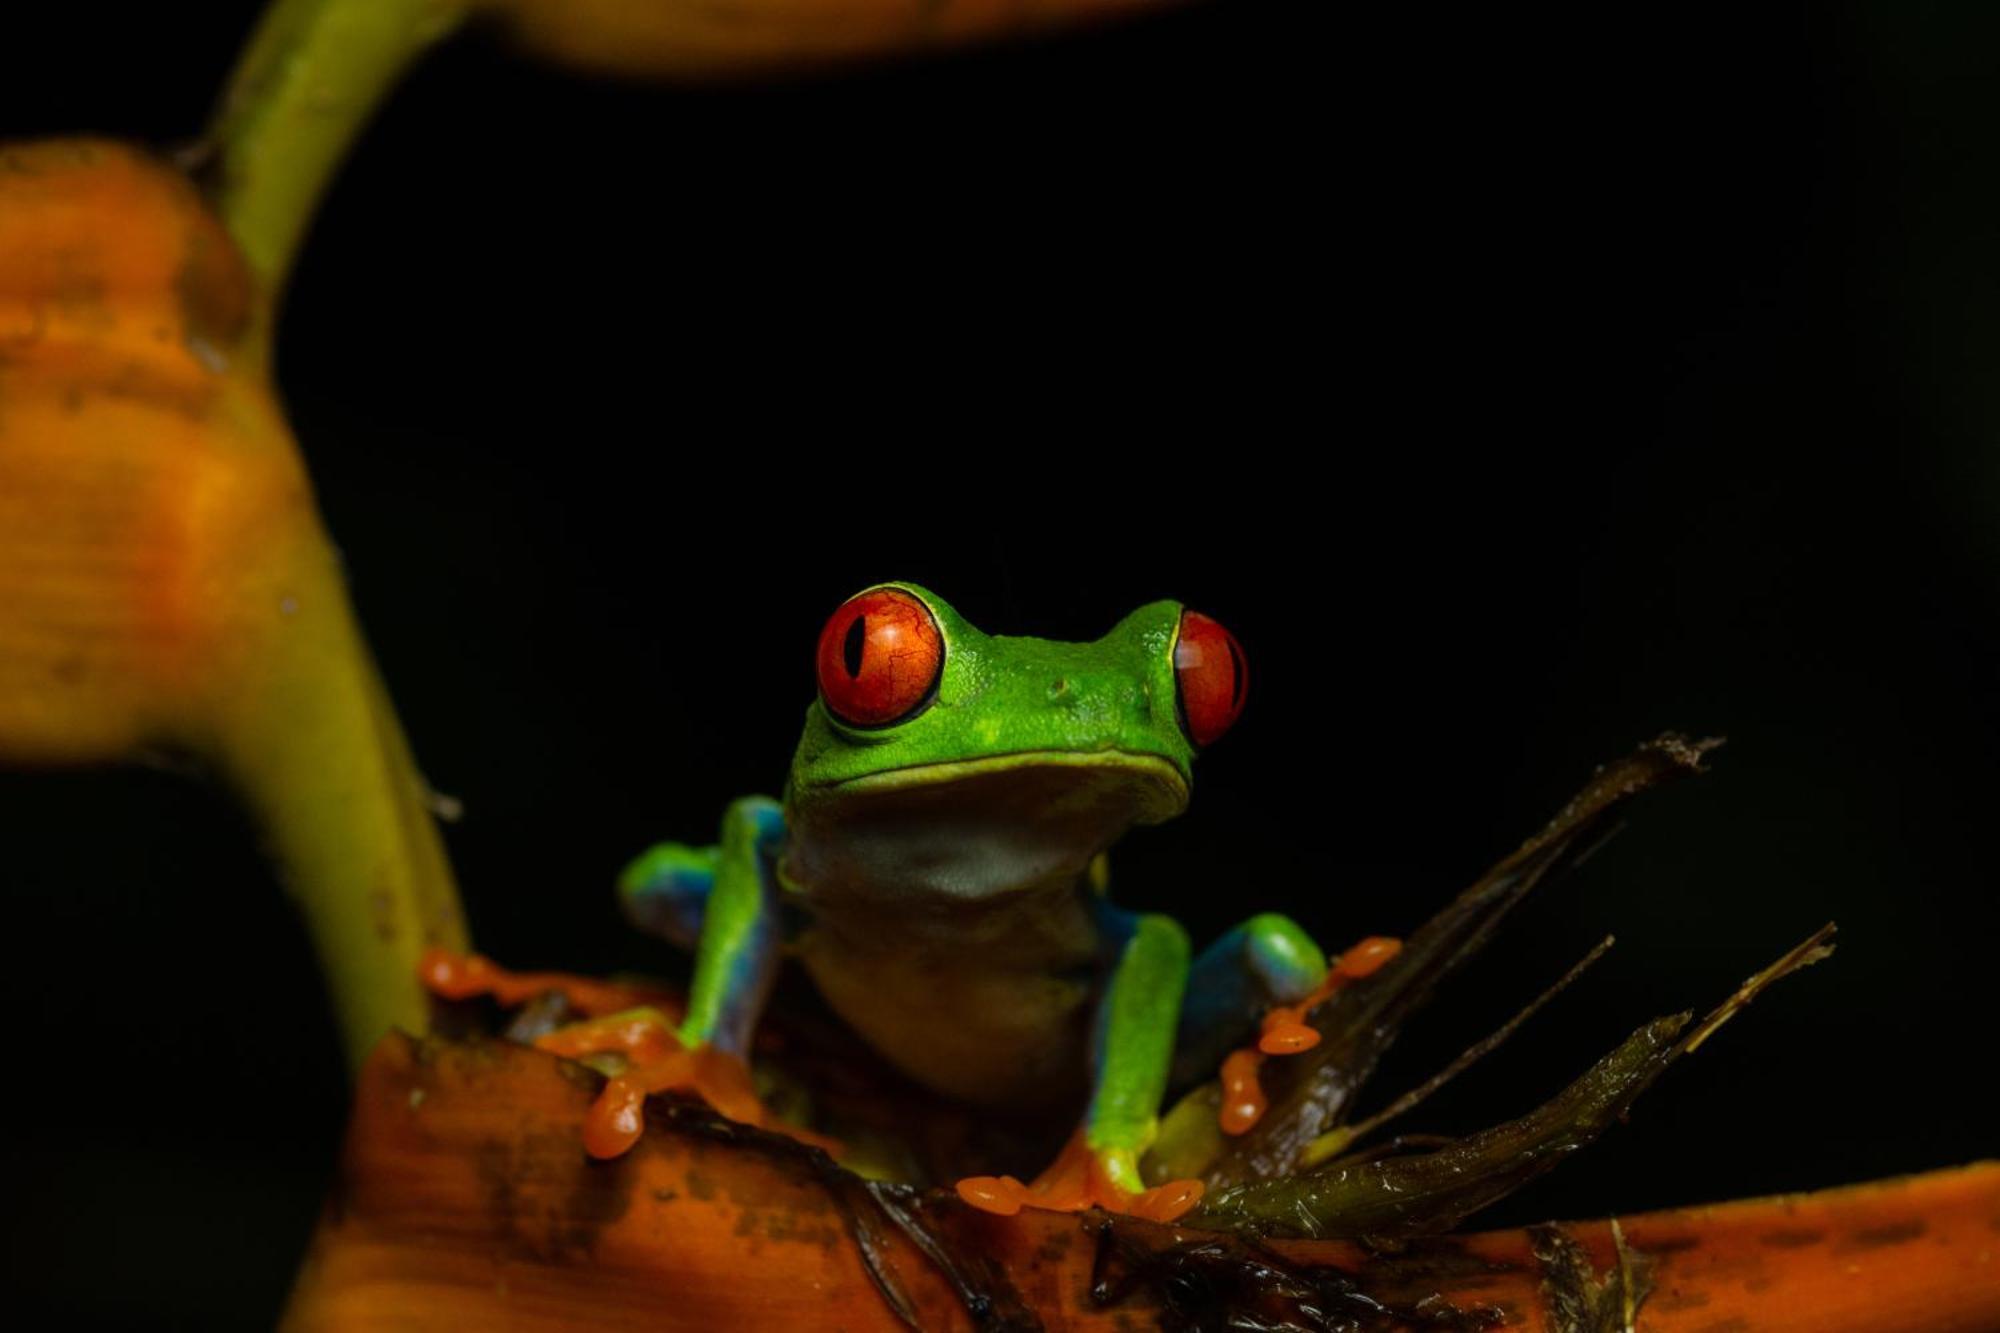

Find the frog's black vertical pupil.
[
  {"left": 842, "top": 615, "right": 867, "bottom": 679},
  {"left": 1227, "top": 636, "right": 1246, "bottom": 709}
]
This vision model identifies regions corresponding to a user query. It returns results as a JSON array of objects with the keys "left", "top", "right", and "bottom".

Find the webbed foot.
[
  {"left": 956, "top": 1130, "right": 1205, "bottom": 1224},
  {"left": 538, "top": 1008, "right": 843, "bottom": 1159},
  {"left": 1219, "top": 934, "right": 1402, "bottom": 1135},
  {"left": 418, "top": 949, "right": 836, "bottom": 1159}
]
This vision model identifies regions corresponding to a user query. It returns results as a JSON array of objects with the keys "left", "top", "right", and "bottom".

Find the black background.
[{"left": 5, "top": 4, "right": 1999, "bottom": 1327}]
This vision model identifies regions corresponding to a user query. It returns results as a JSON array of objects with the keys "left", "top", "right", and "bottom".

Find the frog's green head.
[{"left": 781, "top": 583, "right": 1246, "bottom": 899}]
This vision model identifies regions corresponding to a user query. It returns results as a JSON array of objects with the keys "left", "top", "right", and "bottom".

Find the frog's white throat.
[{"left": 782, "top": 751, "right": 1188, "bottom": 903}]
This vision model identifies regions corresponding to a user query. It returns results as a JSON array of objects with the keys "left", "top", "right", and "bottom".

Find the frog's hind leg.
[
  {"left": 1171, "top": 912, "right": 1328, "bottom": 1087},
  {"left": 1184, "top": 922, "right": 1403, "bottom": 1138},
  {"left": 618, "top": 841, "right": 721, "bottom": 951}
]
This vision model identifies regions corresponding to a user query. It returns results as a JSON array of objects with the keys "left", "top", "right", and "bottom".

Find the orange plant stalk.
[{"left": 284, "top": 1032, "right": 2000, "bottom": 1332}]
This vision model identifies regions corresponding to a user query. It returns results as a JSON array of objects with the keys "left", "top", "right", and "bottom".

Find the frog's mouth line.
[{"left": 814, "top": 750, "right": 1190, "bottom": 822}]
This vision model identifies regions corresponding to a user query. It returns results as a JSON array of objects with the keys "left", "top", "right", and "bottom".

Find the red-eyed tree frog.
[{"left": 432, "top": 584, "right": 1395, "bottom": 1222}]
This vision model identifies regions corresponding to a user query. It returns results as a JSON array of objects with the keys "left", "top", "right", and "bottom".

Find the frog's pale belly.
[
  {"left": 779, "top": 757, "right": 1165, "bottom": 1111},
  {"left": 790, "top": 884, "right": 1104, "bottom": 1111}
]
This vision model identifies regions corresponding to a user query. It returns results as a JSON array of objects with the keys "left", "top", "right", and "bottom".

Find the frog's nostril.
[{"left": 1048, "top": 678, "right": 1071, "bottom": 700}]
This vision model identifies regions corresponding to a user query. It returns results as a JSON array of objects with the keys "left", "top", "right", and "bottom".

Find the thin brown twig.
[
  {"left": 1680, "top": 922, "right": 1836, "bottom": 1055},
  {"left": 1307, "top": 935, "right": 1617, "bottom": 1168}
]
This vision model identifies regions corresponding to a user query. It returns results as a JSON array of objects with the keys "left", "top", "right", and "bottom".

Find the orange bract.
[
  {"left": 478, "top": 0, "right": 1182, "bottom": 79},
  {"left": 0, "top": 140, "right": 270, "bottom": 759},
  {"left": 0, "top": 139, "right": 466, "bottom": 1062}
]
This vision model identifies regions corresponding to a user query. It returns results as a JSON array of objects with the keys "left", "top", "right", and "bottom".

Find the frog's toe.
[
  {"left": 594, "top": 1045, "right": 842, "bottom": 1158},
  {"left": 1126, "top": 1177, "right": 1205, "bottom": 1223},
  {"left": 1257, "top": 1019, "right": 1321, "bottom": 1055},
  {"left": 582, "top": 1076, "right": 651, "bottom": 1159},
  {"left": 954, "top": 1174, "right": 1030, "bottom": 1216},
  {"left": 572, "top": 1044, "right": 755, "bottom": 1159}
]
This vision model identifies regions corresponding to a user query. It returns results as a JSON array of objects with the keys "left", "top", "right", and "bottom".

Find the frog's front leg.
[
  {"left": 676, "top": 796, "right": 787, "bottom": 1056},
  {"left": 617, "top": 840, "right": 720, "bottom": 952},
  {"left": 538, "top": 796, "right": 826, "bottom": 1157},
  {"left": 958, "top": 913, "right": 1208, "bottom": 1223}
]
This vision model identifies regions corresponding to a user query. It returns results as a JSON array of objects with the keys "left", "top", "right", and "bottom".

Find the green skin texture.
[{"left": 622, "top": 583, "right": 1327, "bottom": 1195}]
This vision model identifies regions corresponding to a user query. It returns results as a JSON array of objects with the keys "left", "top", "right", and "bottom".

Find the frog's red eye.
[
  {"left": 1174, "top": 609, "right": 1247, "bottom": 746},
  {"left": 816, "top": 587, "right": 944, "bottom": 727}
]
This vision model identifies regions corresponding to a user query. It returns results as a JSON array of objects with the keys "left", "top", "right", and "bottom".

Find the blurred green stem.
[
  {"left": 205, "top": 0, "right": 469, "bottom": 297},
  {"left": 203, "top": 508, "right": 471, "bottom": 1070},
  {"left": 196, "top": 0, "right": 476, "bottom": 1065}
]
